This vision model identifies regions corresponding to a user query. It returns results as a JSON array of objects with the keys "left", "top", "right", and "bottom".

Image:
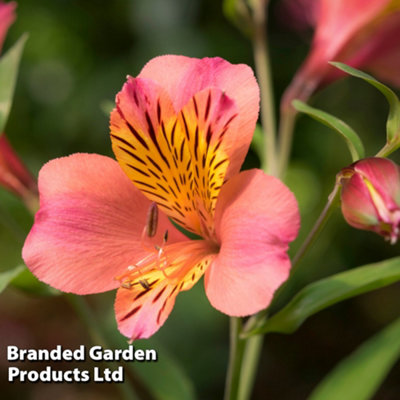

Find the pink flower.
[
  {"left": 0, "top": 134, "right": 38, "bottom": 205},
  {"left": 23, "top": 56, "right": 300, "bottom": 340},
  {"left": 282, "top": 0, "right": 400, "bottom": 109},
  {"left": 339, "top": 157, "right": 400, "bottom": 244},
  {"left": 0, "top": 1, "right": 15, "bottom": 52}
]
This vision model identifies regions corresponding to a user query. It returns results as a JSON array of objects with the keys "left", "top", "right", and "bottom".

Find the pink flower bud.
[
  {"left": 0, "top": 1, "right": 16, "bottom": 52},
  {"left": 281, "top": 0, "right": 400, "bottom": 110},
  {"left": 0, "top": 134, "right": 38, "bottom": 208},
  {"left": 339, "top": 157, "right": 400, "bottom": 244}
]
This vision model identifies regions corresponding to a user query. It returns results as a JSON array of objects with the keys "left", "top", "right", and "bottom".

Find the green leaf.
[
  {"left": 293, "top": 100, "right": 365, "bottom": 162},
  {"left": 99, "top": 305, "right": 196, "bottom": 400},
  {"left": 0, "top": 34, "right": 27, "bottom": 134},
  {"left": 11, "top": 267, "right": 60, "bottom": 296},
  {"left": 309, "top": 317, "right": 400, "bottom": 400},
  {"left": 331, "top": 62, "right": 400, "bottom": 144},
  {"left": 129, "top": 340, "right": 196, "bottom": 400},
  {"left": 0, "top": 265, "right": 25, "bottom": 293},
  {"left": 106, "top": 325, "right": 196, "bottom": 400},
  {"left": 248, "top": 256, "right": 400, "bottom": 336}
]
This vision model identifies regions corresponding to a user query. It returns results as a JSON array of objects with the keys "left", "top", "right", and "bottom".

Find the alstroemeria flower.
[
  {"left": 0, "top": 134, "right": 38, "bottom": 207},
  {"left": 339, "top": 157, "right": 400, "bottom": 244},
  {"left": 0, "top": 1, "right": 15, "bottom": 52},
  {"left": 23, "top": 56, "right": 300, "bottom": 340},
  {"left": 281, "top": 0, "right": 400, "bottom": 109}
]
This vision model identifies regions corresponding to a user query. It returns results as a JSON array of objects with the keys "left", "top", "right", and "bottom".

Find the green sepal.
[{"left": 293, "top": 99, "right": 365, "bottom": 162}]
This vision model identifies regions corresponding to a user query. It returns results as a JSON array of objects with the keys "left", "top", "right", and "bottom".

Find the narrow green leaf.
[
  {"left": 101, "top": 308, "right": 196, "bottom": 400},
  {"left": 0, "top": 34, "right": 28, "bottom": 134},
  {"left": 129, "top": 340, "right": 196, "bottom": 400},
  {"left": 331, "top": 62, "right": 400, "bottom": 143},
  {"left": 293, "top": 100, "right": 365, "bottom": 161},
  {"left": 11, "top": 267, "right": 60, "bottom": 296},
  {"left": 248, "top": 256, "right": 400, "bottom": 335},
  {"left": 0, "top": 265, "right": 24, "bottom": 293},
  {"left": 309, "top": 317, "right": 400, "bottom": 400}
]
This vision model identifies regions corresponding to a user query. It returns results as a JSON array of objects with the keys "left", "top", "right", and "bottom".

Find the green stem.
[
  {"left": 277, "top": 108, "right": 297, "bottom": 179},
  {"left": 375, "top": 140, "right": 400, "bottom": 158},
  {"left": 237, "top": 335, "right": 264, "bottom": 400},
  {"left": 292, "top": 183, "right": 340, "bottom": 269},
  {"left": 224, "top": 317, "right": 246, "bottom": 400},
  {"left": 252, "top": 0, "right": 277, "bottom": 176},
  {"left": 66, "top": 295, "right": 143, "bottom": 400}
]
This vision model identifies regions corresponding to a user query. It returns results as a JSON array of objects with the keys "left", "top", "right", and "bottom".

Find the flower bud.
[
  {"left": 281, "top": 0, "right": 400, "bottom": 111},
  {"left": 0, "top": 1, "right": 16, "bottom": 52},
  {"left": 339, "top": 157, "right": 400, "bottom": 244},
  {"left": 0, "top": 134, "right": 38, "bottom": 210}
]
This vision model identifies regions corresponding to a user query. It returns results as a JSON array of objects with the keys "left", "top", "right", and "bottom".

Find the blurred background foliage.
[{"left": 1, "top": 0, "right": 399, "bottom": 399}]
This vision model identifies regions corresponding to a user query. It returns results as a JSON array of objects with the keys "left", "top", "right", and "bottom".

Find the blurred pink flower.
[
  {"left": 23, "top": 56, "right": 300, "bottom": 340},
  {"left": 0, "top": 1, "right": 15, "bottom": 52},
  {"left": 0, "top": 134, "right": 38, "bottom": 205},
  {"left": 339, "top": 157, "right": 400, "bottom": 244},
  {"left": 281, "top": 0, "right": 400, "bottom": 109}
]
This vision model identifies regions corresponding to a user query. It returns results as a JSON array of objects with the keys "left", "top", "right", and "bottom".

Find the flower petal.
[
  {"left": 111, "top": 76, "right": 239, "bottom": 237},
  {"left": 354, "top": 158, "right": 400, "bottom": 207},
  {"left": 139, "top": 55, "right": 260, "bottom": 178},
  {"left": 115, "top": 240, "right": 215, "bottom": 340},
  {"left": 289, "top": 0, "right": 392, "bottom": 90},
  {"left": 341, "top": 172, "right": 379, "bottom": 228},
  {"left": 22, "top": 153, "right": 185, "bottom": 295},
  {"left": 205, "top": 169, "right": 300, "bottom": 316}
]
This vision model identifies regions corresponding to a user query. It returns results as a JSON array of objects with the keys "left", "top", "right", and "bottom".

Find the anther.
[
  {"left": 145, "top": 202, "right": 158, "bottom": 238},
  {"left": 121, "top": 281, "right": 133, "bottom": 289},
  {"left": 139, "top": 279, "right": 150, "bottom": 290}
]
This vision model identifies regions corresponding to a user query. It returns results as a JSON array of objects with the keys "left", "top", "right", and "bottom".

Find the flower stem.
[
  {"left": 66, "top": 295, "right": 144, "bottom": 400},
  {"left": 237, "top": 335, "right": 263, "bottom": 400},
  {"left": 375, "top": 139, "right": 400, "bottom": 158},
  {"left": 292, "top": 183, "right": 341, "bottom": 269},
  {"left": 252, "top": 0, "right": 277, "bottom": 176},
  {"left": 277, "top": 108, "right": 297, "bottom": 178},
  {"left": 224, "top": 317, "right": 246, "bottom": 400}
]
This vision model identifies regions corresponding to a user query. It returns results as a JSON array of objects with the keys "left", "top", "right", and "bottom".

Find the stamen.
[
  {"left": 144, "top": 202, "right": 158, "bottom": 238},
  {"left": 139, "top": 279, "right": 150, "bottom": 290}
]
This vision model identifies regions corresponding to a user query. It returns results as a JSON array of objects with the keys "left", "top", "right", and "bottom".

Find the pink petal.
[
  {"left": 359, "top": 13, "right": 400, "bottom": 87},
  {"left": 314, "top": 0, "right": 389, "bottom": 60},
  {"left": 353, "top": 158, "right": 400, "bottom": 209},
  {"left": 0, "top": 1, "right": 16, "bottom": 52},
  {"left": 282, "top": 0, "right": 393, "bottom": 104},
  {"left": 22, "top": 153, "right": 185, "bottom": 295},
  {"left": 205, "top": 169, "right": 300, "bottom": 316},
  {"left": 341, "top": 172, "right": 379, "bottom": 228},
  {"left": 139, "top": 55, "right": 260, "bottom": 177}
]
